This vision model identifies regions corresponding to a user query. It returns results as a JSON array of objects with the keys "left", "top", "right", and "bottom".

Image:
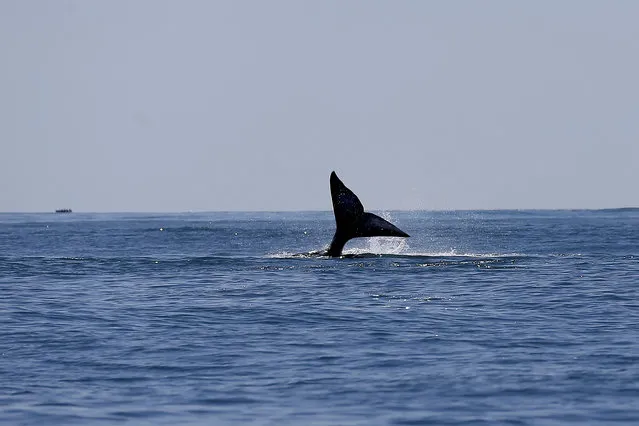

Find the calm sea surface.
[{"left": 1, "top": 210, "right": 638, "bottom": 425}]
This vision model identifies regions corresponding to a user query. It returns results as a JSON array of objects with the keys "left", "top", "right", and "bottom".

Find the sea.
[{"left": 1, "top": 209, "right": 638, "bottom": 425}]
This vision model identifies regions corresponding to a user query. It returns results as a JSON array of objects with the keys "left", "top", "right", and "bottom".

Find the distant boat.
[{"left": 55, "top": 208, "right": 72, "bottom": 213}]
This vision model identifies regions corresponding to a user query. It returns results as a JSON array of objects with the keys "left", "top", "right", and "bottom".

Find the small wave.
[
  {"left": 398, "top": 250, "right": 525, "bottom": 258},
  {"left": 266, "top": 249, "right": 525, "bottom": 260},
  {"left": 266, "top": 250, "right": 328, "bottom": 259},
  {"left": 596, "top": 207, "right": 639, "bottom": 213}
]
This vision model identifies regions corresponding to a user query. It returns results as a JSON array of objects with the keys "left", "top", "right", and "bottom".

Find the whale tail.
[{"left": 327, "top": 171, "right": 409, "bottom": 257}]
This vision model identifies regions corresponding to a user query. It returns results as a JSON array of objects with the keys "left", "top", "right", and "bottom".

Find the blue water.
[{"left": 1, "top": 210, "right": 638, "bottom": 425}]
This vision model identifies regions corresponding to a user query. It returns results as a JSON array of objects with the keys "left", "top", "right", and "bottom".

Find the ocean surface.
[{"left": 1, "top": 210, "right": 638, "bottom": 425}]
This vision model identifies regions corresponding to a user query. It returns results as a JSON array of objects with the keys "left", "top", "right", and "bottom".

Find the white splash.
[
  {"left": 366, "top": 236, "right": 409, "bottom": 255},
  {"left": 360, "top": 211, "right": 410, "bottom": 255}
]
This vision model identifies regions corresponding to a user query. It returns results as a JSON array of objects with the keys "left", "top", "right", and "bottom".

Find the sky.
[{"left": 1, "top": 1, "right": 638, "bottom": 212}]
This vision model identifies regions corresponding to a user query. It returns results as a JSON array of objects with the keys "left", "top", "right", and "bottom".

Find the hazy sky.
[{"left": 1, "top": 1, "right": 638, "bottom": 212}]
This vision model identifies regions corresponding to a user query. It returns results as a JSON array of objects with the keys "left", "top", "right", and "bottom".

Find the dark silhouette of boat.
[{"left": 55, "top": 208, "right": 73, "bottom": 213}]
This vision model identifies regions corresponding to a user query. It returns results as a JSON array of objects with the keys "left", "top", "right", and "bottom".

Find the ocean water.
[{"left": 1, "top": 210, "right": 638, "bottom": 425}]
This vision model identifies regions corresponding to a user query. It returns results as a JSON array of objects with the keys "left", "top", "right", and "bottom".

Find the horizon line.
[{"left": 1, "top": 207, "right": 638, "bottom": 214}]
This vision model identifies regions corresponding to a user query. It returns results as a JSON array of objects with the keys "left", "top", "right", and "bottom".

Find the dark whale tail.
[{"left": 327, "top": 171, "right": 409, "bottom": 257}]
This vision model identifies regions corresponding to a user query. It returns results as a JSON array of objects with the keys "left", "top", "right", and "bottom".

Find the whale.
[{"left": 324, "top": 171, "right": 409, "bottom": 257}]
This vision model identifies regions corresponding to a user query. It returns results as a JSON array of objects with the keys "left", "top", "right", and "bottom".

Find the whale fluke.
[{"left": 326, "top": 171, "right": 409, "bottom": 257}]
